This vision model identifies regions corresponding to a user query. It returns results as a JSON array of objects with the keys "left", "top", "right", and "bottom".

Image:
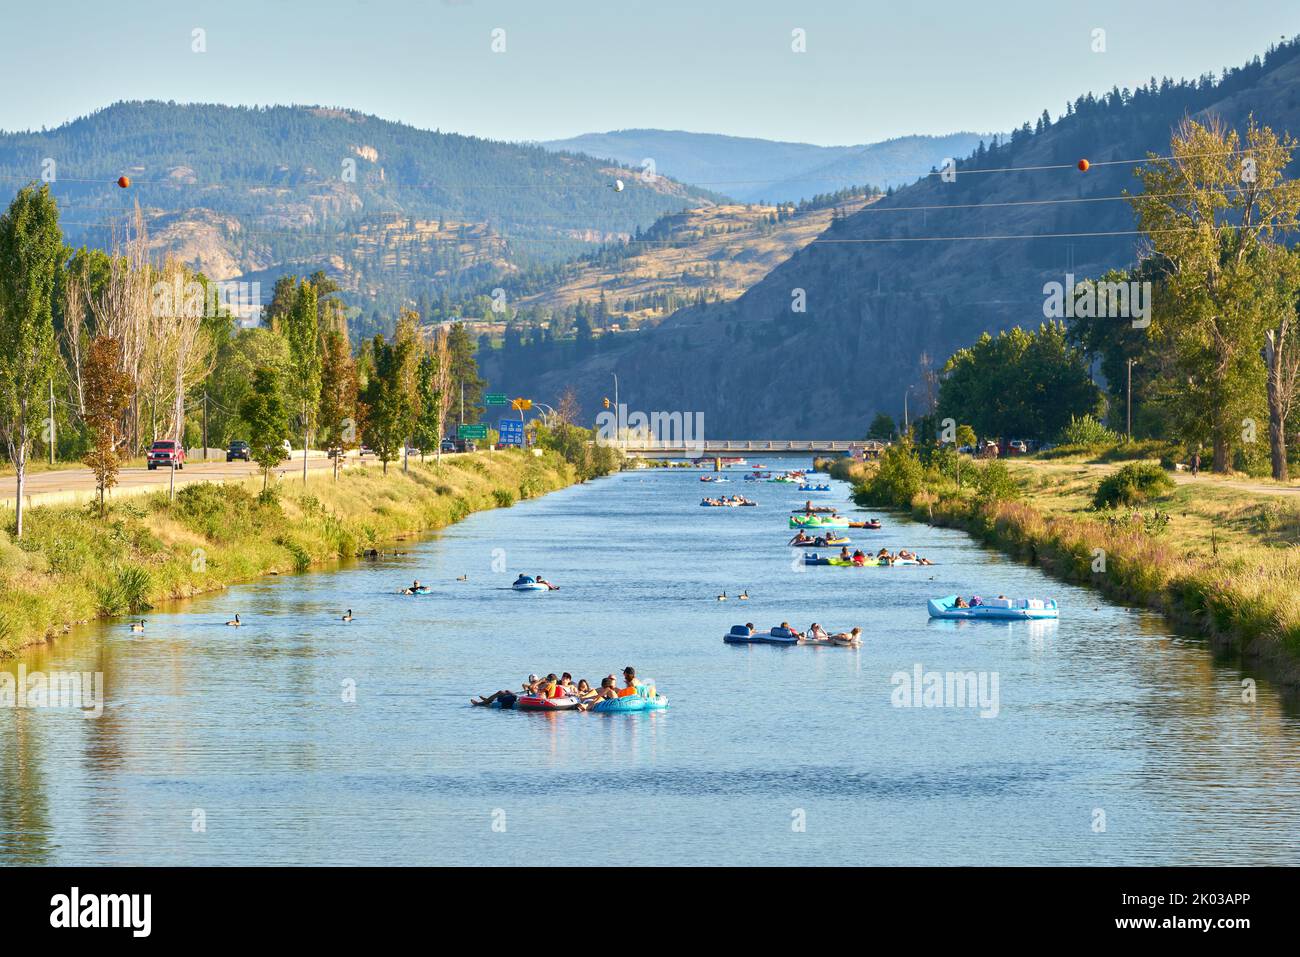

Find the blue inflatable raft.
[
  {"left": 511, "top": 577, "right": 551, "bottom": 592},
  {"left": 927, "top": 595, "right": 1059, "bottom": 621},
  {"left": 591, "top": 684, "right": 669, "bottom": 713},
  {"left": 723, "top": 624, "right": 799, "bottom": 645}
]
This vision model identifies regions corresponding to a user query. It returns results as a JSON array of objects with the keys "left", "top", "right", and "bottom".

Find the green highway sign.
[
  {"left": 458, "top": 424, "right": 489, "bottom": 439},
  {"left": 485, "top": 392, "right": 508, "bottom": 405}
]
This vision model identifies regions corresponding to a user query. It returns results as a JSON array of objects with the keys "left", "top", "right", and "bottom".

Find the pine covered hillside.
[
  {"left": 490, "top": 39, "right": 1300, "bottom": 437},
  {"left": 0, "top": 102, "right": 722, "bottom": 337},
  {"left": 541, "top": 129, "right": 986, "bottom": 201},
  {"left": 483, "top": 192, "right": 877, "bottom": 332}
]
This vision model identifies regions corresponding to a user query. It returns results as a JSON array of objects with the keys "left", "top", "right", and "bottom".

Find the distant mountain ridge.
[
  {"left": 0, "top": 101, "right": 723, "bottom": 337},
  {"left": 487, "top": 38, "right": 1300, "bottom": 436},
  {"left": 540, "top": 128, "right": 989, "bottom": 201}
]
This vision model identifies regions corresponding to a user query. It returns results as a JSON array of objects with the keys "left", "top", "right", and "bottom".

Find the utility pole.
[
  {"left": 302, "top": 398, "right": 309, "bottom": 486},
  {"left": 903, "top": 388, "right": 910, "bottom": 433},
  {"left": 612, "top": 372, "right": 620, "bottom": 449},
  {"left": 48, "top": 379, "right": 55, "bottom": 465},
  {"left": 1126, "top": 358, "right": 1134, "bottom": 442},
  {"left": 202, "top": 388, "right": 208, "bottom": 461},
  {"left": 459, "top": 380, "right": 465, "bottom": 426}
]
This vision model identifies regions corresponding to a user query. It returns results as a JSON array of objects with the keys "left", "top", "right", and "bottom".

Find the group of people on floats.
[
  {"left": 740, "top": 621, "right": 863, "bottom": 644},
  {"left": 472, "top": 666, "right": 642, "bottom": 711},
  {"left": 513, "top": 573, "right": 558, "bottom": 589},
  {"left": 701, "top": 494, "right": 755, "bottom": 506},
  {"left": 788, "top": 529, "right": 848, "bottom": 547},
  {"left": 859, "top": 547, "right": 932, "bottom": 565},
  {"left": 952, "top": 594, "right": 1007, "bottom": 608}
]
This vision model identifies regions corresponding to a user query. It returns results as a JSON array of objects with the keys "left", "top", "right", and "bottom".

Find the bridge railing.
[{"left": 612, "top": 439, "right": 868, "bottom": 451}]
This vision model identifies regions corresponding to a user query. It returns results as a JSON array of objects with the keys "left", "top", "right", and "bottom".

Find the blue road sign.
[{"left": 498, "top": 419, "right": 525, "bottom": 446}]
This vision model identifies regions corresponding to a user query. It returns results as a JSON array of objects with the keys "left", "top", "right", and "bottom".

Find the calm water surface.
[{"left": 3, "top": 458, "right": 1298, "bottom": 865}]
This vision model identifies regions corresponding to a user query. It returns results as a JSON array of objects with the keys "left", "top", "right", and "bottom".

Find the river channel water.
[{"left": 2, "top": 458, "right": 1297, "bottom": 865}]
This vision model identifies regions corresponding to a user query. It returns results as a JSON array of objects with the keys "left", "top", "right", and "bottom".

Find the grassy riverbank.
[
  {"left": 817, "top": 451, "right": 1300, "bottom": 686},
  {"left": 0, "top": 449, "right": 577, "bottom": 658}
]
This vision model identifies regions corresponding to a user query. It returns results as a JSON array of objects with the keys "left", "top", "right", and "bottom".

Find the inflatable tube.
[
  {"left": 516, "top": 694, "right": 580, "bottom": 710},
  {"left": 591, "top": 689, "right": 669, "bottom": 713},
  {"left": 927, "top": 595, "right": 1059, "bottom": 621},
  {"left": 723, "top": 625, "right": 799, "bottom": 644},
  {"left": 797, "top": 485, "right": 831, "bottom": 492},
  {"left": 511, "top": 578, "right": 551, "bottom": 591},
  {"left": 790, "top": 538, "right": 851, "bottom": 548},
  {"left": 789, "top": 517, "right": 849, "bottom": 529}
]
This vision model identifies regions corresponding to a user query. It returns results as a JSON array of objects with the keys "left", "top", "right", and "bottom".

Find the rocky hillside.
[
  {"left": 501, "top": 195, "right": 876, "bottom": 329},
  {"left": 0, "top": 102, "right": 722, "bottom": 337}
]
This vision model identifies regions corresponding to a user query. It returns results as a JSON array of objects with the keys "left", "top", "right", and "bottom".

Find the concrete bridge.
[{"left": 611, "top": 439, "right": 879, "bottom": 457}]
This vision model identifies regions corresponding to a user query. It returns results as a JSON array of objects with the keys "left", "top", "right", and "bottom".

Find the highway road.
[{"left": 0, "top": 451, "right": 408, "bottom": 509}]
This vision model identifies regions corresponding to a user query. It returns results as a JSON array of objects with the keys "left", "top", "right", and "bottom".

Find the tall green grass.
[{"left": 0, "top": 449, "right": 577, "bottom": 657}]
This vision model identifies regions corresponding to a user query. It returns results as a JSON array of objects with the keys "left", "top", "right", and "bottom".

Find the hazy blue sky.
[{"left": 1, "top": 0, "right": 1297, "bottom": 144}]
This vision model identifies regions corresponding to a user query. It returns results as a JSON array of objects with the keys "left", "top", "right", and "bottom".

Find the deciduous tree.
[
  {"left": 239, "top": 366, "right": 289, "bottom": 491},
  {"left": 0, "top": 184, "right": 63, "bottom": 538},
  {"left": 82, "top": 335, "right": 134, "bottom": 517}
]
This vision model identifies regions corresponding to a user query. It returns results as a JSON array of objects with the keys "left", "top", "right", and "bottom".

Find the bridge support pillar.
[{"left": 714, "top": 457, "right": 722, "bottom": 472}]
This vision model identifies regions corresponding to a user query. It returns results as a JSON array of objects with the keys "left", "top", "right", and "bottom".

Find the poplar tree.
[{"left": 0, "top": 184, "right": 63, "bottom": 539}]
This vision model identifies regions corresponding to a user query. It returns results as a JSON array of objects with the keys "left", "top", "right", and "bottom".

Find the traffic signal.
[{"left": 603, "top": 397, "right": 610, "bottom": 409}]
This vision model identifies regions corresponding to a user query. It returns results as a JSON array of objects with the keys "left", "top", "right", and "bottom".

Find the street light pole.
[
  {"left": 1126, "top": 358, "right": 1134, "bottom": 442},
  {"left": 612, "top": 372, "right": 620, "bottom": 449},
  {"left": 302, "top": 398, "right": 309, "bottom": 485}
]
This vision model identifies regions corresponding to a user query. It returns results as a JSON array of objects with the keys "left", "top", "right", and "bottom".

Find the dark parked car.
[
  {"left": 454, "top": 439, "right": 477, "bottom": 453},
  {"left": 440, "top": 439, "right": 457, "bottom": 454},
  {"left": 147, "top": 440, "right": 185, "bottom": 470},
  {"left": 227, "top": 440, "right": 251, "bottom": 462}
]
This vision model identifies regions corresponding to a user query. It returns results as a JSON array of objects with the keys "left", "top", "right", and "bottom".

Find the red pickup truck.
[{"left": 147, "top": 440, "right": 186, "bottom": 470}]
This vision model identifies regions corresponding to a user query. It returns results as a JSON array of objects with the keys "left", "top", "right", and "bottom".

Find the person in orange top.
[
  {"left": 540, "top": 673, "right": 564, "bottom": 698},
  {"left": 617, "top": 666, "right": 640, "bottom": 698}
]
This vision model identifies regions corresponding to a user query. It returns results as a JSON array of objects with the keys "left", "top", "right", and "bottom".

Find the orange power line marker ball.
[
  {"left": 116, "top": 175, "right": 131, "bottom": 188},
  {"left": 1077, "top": 159, "right": 1090, "bottom": 172}
]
